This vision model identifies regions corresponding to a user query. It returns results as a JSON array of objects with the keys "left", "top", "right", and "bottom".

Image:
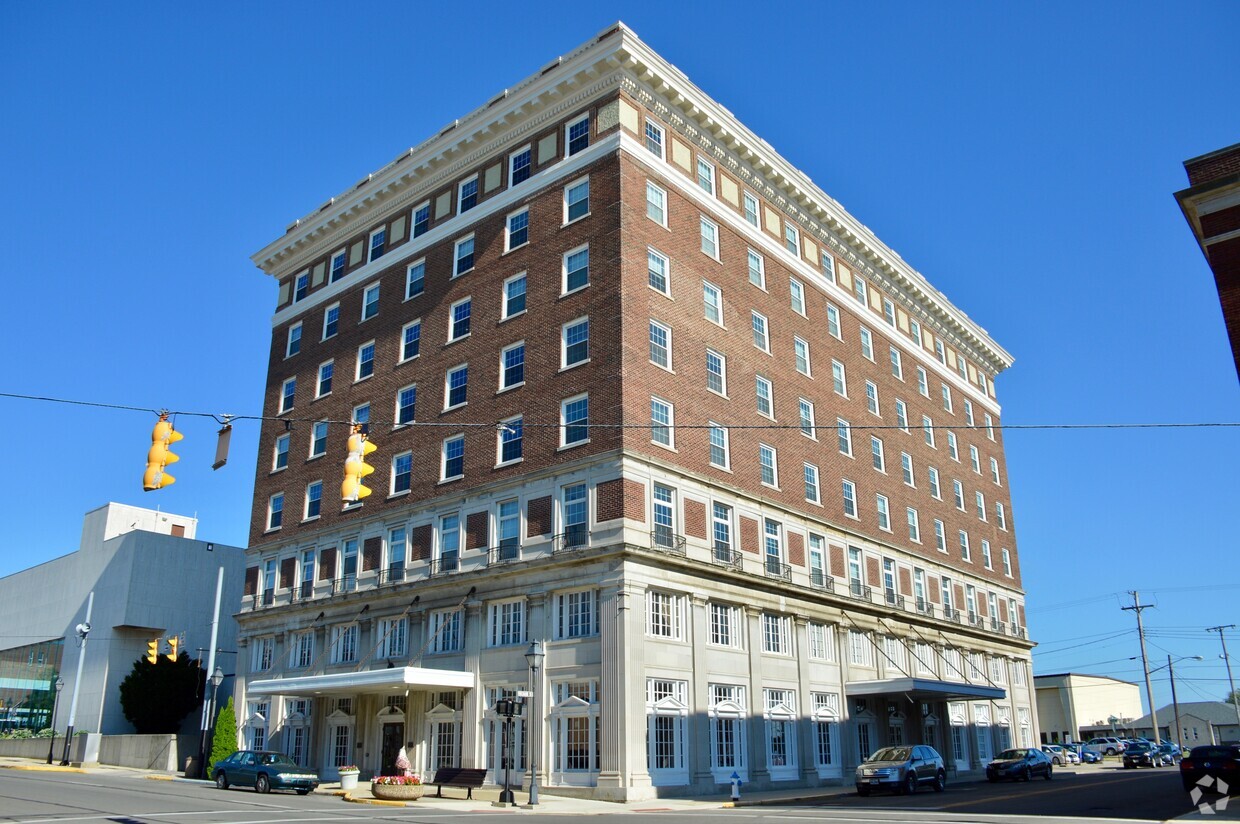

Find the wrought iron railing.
[
  {"left": 711, "top": 546, "right": 743, "bottom": 571},
  {"left": 967, "top": 612, "right": 982, "bottom": 628},
  {"left": 990, "top": 618, "right": 1005, "bottom": 634},
  {"left": 260, "top": 590, "right": 274, "bottom": 607},
  {"left": 914, "top": 597, "right": 935, "bottom": 618},
  {"left": 552, "top": 528, "right": 590, "bottom": 553},
  {"left": 430, "top": 554, "right": 460, "bottom": 576},
  {"left": 1010, "top": 624, "right": 1026, "bottom": 639},
  {"left": 763, "top": 559, "right": 792, "bottom": 581},
  {"left": 847, "top": 582, "right": 872, "bottom": 601},
  {"left": 649, "top": 530, "right": 687, "bottom": 556},
  {"left": 884, "top": 591, "right": 905, "bottom": 609},
  {"left": 810, "top": 569, "right": 834, "bottom": 592},
  {"left": 488, "top": 542, "right": 522, "bottom": 565},
  {"left": 942, "top": 606, "right": 961, "bottom": 623},
  {"left": 377, "top": 566, "right": 406, "bottom": 586},
  {"left": 331, "top": 574, "right": 359, "bottom": 595}
]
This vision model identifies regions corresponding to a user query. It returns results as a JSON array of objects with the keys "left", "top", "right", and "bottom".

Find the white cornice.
[{"left": 253, "top": 21, "right": 1012, "bottom": 374}]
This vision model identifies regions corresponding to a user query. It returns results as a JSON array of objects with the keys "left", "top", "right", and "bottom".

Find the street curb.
[
  {"left": 0, "top": 764, "right": 87, "bottom": 774},
  {"left": 145, "top": 775, "right": 175, "bottom": 781},
  {"left": 341, "top": 793, "right": 407, "bottom": 807}
]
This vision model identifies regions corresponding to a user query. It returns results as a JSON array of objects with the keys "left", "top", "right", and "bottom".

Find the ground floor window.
[
  {"left": 709, "top": 684, "right": 747, "bottom": 782},
  {"left": 811, "top": 692, "right": 841, "bottom": 778},
  {"left": 764, "top": 689, "right": 798, "bottom": 780},
  {"left": 550, "top": 680, "right": 600, "bottom": 784},
  {"left": 646, "top": 679, "right": 688, "bottom": 785},
  {"left": 856, "top": 721, "right": 873, "bottom": 762}
]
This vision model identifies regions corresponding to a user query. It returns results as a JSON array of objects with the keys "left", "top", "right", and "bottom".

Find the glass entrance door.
[{"left": 381, "top": 722, "right": 405, "bottom": 776}]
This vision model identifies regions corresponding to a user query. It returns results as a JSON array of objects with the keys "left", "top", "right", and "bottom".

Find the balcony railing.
[
  {"left": 331, "top": 574, "right": 359, "bottom": 595},
  {"left": 914, "top": 597, "right": 935, "bottom": 618},
  {"left": 260, "top": 590, "right": 274, "bottom": 607},
  {"left": 430, "top": 554, "right": 461, "bottom": 577},
  {"left": 711, "top": 546, "right": 743, "bottom": 571},
  {"left": 942, "top": 606, "right": 961, "bottom": 623},
  {"left": 377, "top": 566, "right": 406, "bottom": 586},
  {"left": 1010, "top": 624, "right": 1026, "bottom": 639},
  {"left": 967, "top": 612, "right": 982, "bottom": 628},
  {"left": 552, "top": 527, "right": 590, "bottom": 553},
  {"left": 649, "top": 530, "right": 687, "bottom": 556},
  {"left": 763, "top": 558, "right": 792, "bottom": 582},
  {"left": 990, "top": 619, "right": 1006, "bottom": 634},
  {"left": 847, "top": 582, "right": 872, "bottom": 601},
  {"left": 810, "top": 569, "right": 834, "bottom": 592},
  {"left": 884, "top": 591, "right": 906, "bottom": 609},
  {"left": 487, "top": 541, "right": 522, "bottom": 566}
]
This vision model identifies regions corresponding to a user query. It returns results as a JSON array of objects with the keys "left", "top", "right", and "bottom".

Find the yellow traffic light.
[
  {"left": 146, "top": 639, "right": 159, "bottom": 665},
  {"left": 166, "top": 635, "right": 179, "bottom": 661},
  {"left": 143, "top": 413, "right": 183, "bottom": 491},
  {"left": 341, "top": 425, "right": 376, "bottom": 502}
]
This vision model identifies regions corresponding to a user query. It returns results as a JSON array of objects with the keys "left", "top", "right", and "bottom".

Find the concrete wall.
[
  {"left": 96, "top": 734, "right": 189, "bottom": 771},
  {"left": 0, "top": 733, "right": 92, "bottom": 763}
]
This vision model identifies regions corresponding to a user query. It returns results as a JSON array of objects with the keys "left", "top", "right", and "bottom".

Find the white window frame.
[
  {"left": 649, "top": 319, "right": 673, "bottom": 370},
  {"left": 696, "top": 157, "right": 716, "bottom": 195},
  {"left": 355, "top": 340, "right": 375, "bottom": 382},
  {"left": 755, "top": 375, "right": 774, "bottom": 419},
  {"left": 505, "top": 207, "right": 530, "bottom": 252},
  {"left": 708, "top": 423, "right": 730, "bottom": 470},
  {"left": 706, "top": 348, "right": 728, "bottom": 396},
  {"left": 367, "top": 228, "right": 386, "bottom": 263},
  {"left": 499, "top": 341, "right": 526, "bottom": 392},
  {"left": 562, "top": 244, "right": 590, "bottom": 295},
  {"left": 502, "top": 272, "right": 527, "bottom": 321},
  {"left": 444, "top": 363, "right": 468, "bottom": 411},
  {"left": 759, "top": 443, "right": 779, "bottom": 488},
  {"left": 286, "top": 322, "right": 302, "bottom": 358},
  {"left": 650, "top": 396, "right": 674, "bottom": 449},
  {"left": 790, "top": 278, "right": 806, "bottom": 316},
  {"left": 561, "top": 316, "right": 590, "bottom": 369},
  {"left": 361, "top": 282, "right": 380, "bottom": 321},
  {"left": 700, "top": 215, "right": 720, "bottom": 260},
  {"left": 457, "top": 175, "right": 479, "bottom": 215},
  {"left": 560, "top": 393, "right": 590, "bottom": 448},
  {"left": 647, "top": 248, "right": 671, "bottom": 297},
  {"left": 563, "top": 176, "right": 590, "bottom": 224},
  {"left": 751, "top": 311, "right": 770, "bottom": 353},
  {"left": 405, "top": 258, "right": 426, "bottom": 300},
  {"left": 703, "top": 280, "right": 723, "bottom": 326},
  {"left": 453, "top": 234, "right": 475, "bottom": 278},
  {"left": 322, "top": 302, "right": 340, "bottom": 340},
  {"left": 646, "top": 181, "right": 667, "bottom": 227}
]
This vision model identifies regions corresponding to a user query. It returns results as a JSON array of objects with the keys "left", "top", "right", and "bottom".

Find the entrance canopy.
[
  {"left": 846, "top": 677, "right": 1005, "bottom": 703},
  {"left": 248, "top": 666, "right": 474, "bottom": 698}
]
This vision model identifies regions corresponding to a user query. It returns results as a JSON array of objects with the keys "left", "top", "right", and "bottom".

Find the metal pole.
[
  {"left": 1169, "top": 656, "right": 1184, "bottom": 755},
  {"left": 196, "top": 567, "right": 225, "bottom": 778},
  {"left": 529, "top": 659, "right": 540, "bottom": 805},
  {"left": 45, "top": 680, "right": 62, "bottom": 764},
  {"left": 1123, "top": 591, "right": 1160, "bottom": 745},
  {"left": 1207, "top": 625, "right": 1240, "bottom": 729},
  {"left": 61, "top": 592, "right": 93, "bottom": 765}
]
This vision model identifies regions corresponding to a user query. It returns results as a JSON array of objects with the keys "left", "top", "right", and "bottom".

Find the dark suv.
[
  {"left": 1180, "top": 744, "right": 1240, "bottom": 793},
  {"left": 855, "top": 745, "right": 947, "bottom": 795}
]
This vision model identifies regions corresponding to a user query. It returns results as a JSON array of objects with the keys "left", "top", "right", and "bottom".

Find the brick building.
[
  {"left": 1176, "top": 142, "right": 1240, "bottom": 383},
  {"left": 234, "top": 23, "right": 1035, "bottom": 800}
]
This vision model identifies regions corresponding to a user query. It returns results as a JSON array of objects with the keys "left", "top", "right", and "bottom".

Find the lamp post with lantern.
[
  {"left": 524, "top": 641, "right": 544, "bottom": 806},
  {"left": 45, "top": 677, "right": 64, "bottom": 764}
]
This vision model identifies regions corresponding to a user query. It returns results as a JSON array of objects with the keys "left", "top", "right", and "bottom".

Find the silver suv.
[
  {"left": 855, "top": 745, "right": 947, "bottom": 795},
  {"left": 1083, "top": 736, "right": 1126, "bottom": 756}
]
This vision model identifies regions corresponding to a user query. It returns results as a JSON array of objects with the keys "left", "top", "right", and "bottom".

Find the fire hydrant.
[{"left": 730, "top": 771, "right": 742, "bottom": 802}]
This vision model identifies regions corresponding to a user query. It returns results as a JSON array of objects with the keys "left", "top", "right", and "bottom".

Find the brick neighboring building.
[
  {"left": 234, "top": 23, "right": 1035, "bottom": 800},
  {"left": 1177, "top": 142, "right": 1240, "bottom": 383}
]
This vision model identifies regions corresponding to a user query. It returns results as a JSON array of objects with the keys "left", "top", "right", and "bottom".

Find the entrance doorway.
[{"left": 381, "top": 722, "right": 405, "bottom": 776}]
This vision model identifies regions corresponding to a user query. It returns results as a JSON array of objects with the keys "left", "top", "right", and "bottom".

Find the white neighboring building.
[
  {"left": 1033, "top": 672, "right": 1143, "bottom": 743},
  {"left": 0, "top": 503, "right": 245, "bottom": 736}
]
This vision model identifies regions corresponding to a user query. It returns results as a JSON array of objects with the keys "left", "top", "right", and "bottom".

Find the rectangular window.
[
  {"left": 901, "top": 452, "right": 915, "bottom": 486},
  {"left": 794, "top": 337, "right": 811, "bottom": 375},
  {"left": 330, "top": 624, "right": 359, "bottom": 664},
  {"left": 832, "top": 360, "right": 847, "bottom": 396},
  {"left": 362, "top": 283, "right": 380, "bottom": 320},
  {"left": 304, "top": 481, "right": 322, "bottom": 519},
  {"left": 368, "top": 228, "right": 386, "bottom": 262},
  {"left": 279, "top": 377, "right": 296, "bottom": 414},
  {"left": 853, "top": 274, "right": 867, "bottom": 305},
  {"left": 842, "top": 479, "right": 857, "bottom": 517},
  {"left": 743, "top": 191, "right": 759, "bottom": 226},
  {"left": 429, "top": 609, "right": 462, "bottom": 653},
  {"left": 321, "top": 304, "right": 339, "bottom": 341},
  {"left": 826, "top": 303, "right": 842, "bottom": 340},
  {"left": 564, "top": 246, "right": 589, "bottom": 293},
  {"left": 970, "top": 445, "right": 981, "bottom": 474},
  {"left": 310, "top": 421, "right": 328, "bottom": 458},
  {"left": 500, "top": 342, "right": 525, "bottom": 389},
  {"left": 876, "top": 494, "right": 890, "bottom": 530},
  {"left": 316, "top": 361, "right": 333, "bottom": 397},
  {"left": 784, "top": 222, "right": 800, "bottom": 255},
  {"left": 709, "top": 424, "right": 730, "bottom": 469},
  {"left": 799, "top": 398, "right": 816, "bottom": 438},
  {"left": 411, "top": 202, "right": 430, "bottom": 238},
  {"left": 763, "top": 613, "right": 791, "bottom": 654},
  {"left": 996, "top": 501, "right": 1007, "bottom": 530},
  {"left": 396, "top": 385, "right": 416, "bottom": 426},
  {"left": 647, "top": 248, "right": 670, "bottom": 295},
  {"left": 934, "top": 519, "right": 946, "bottom": 552},
  {"left": 1002, "top": 548, "right": 1012, "bottom": 576},
  {"left": 454, "top": 235, "right": 475, "bottom": 276},
  {"left": 923, "top": 415, "right": 936, "bottom": 447},
  {"left": 822, "top": 251, "right": 836, "bottom": 282},
  {"left": 982, "top": 540, "right": 993, "bottom": 569},
  {"left": 286, "top": 323, "right": 301, "bottom": 358},
  {"left": 557, "top": 590, "right": 596, "bottom": 639},
  {"left": 457, "top": 176, "right": 478, "bottom": 213},
  {"left": 649, "top": 320, "right": 672, "bottom": 369},
  {"left": 650, "top": 397, "right": 674, "bottom": 448},
  {"left": 895, "top": 399, "right": 909, "bottom": 431},
  {"left": 710, "top": 603, "right": 740, "bottom": 647},
  {"left": 356, "top": 341, "right": 375, "bottom": 381},
  {"left": 498, "top": 416, "right": 523, "bottom": 465},
  {"left": 503, "top": 273, "right": 527, "bottom": 319},
  {"left": 378, "top": 617, "right": 407, "bottom": 659},
  {"left": 883, "top": 298, "right": 896, "bottom": 327},
  {"left": 759, "top": 443, "right": 778, "bottom": 487},
  {"left": 706, "top": 349, "right": 727, "bottom": 395},
  {"left": 563, "top": 317, "right": 589, "bottom": 367},
  {"left": 747, "top": 249, "right": 765, "bottom": 288},
  {"left": 647, "top": 591, "right": 683, "bottom": 639},
  {"left": 404, "top": 260, "right": 426, "bottom": 300},
  {"left": 644, "top": 120, "right": 664, "bottom": 158},
  {"left": 565, "top": 178, "right": 590, "bottom": 222},
  {"left": 442, "top": 435, "right": 464, "bottom": 481},
  {"left": 959, "top": 529, "right": 971, "bottom": 561},
  {"left": 703, "top": 280, "right": 723, "bottom": 325},
  {"left": 808, "top": 623, "right": 834, "bottom": 660},
  {"left": 273, "top": 433, "right": 289, "bottom": 471},
  {"left": 912, "top": 368, "right": 927, "bottom": 400},
  {"left": 711, "top": 503, "right": 733, "bottom": 561},
  {"left": 928, "top": 466, "right": 941, "bottom": 498},
  {"left": 445, "top": 364, "right": 468, "bottom": 409},
  {"left": 907, "top": 507, "right": 921, "bottom": 542},
  {"left": 697, "top": 158, "right": 715, "bottom": 194},
  {"left": 871, "top": 436, "right": 885, "bottom": 472},
  {"left": 865, "top": 380, "right": 880, "bottom": 415},
  {"left": 755, "top": 375, "right": 773, "bottom": 418},
  {"left": 837, "top": 418, "right": 853, "bottom": 456},
  {"left": 976, "top": 490, "right": 987, "bottom": 520},
  {"left": 991, "top": 457, "right": 1002, "bottom": 485},
  {"left": 509, "top": 146, "right": 532, "bottom": 186},
  {"left": 566, "top": 114, "right": 589, "bottom": 156},
  {"left": 646, "top": 181, "right": 666, "bottom": 225},
  {"left": 860, "top": 327, "right": 874, "bottom": 360},
  {"left": 561, "top": 394, "right": 589, "bottom": 446},
  {"left": 985, "top": 413, "right": 995, "bottom": 440},
  {"left": 849, "top": 630, "right": 874, "bottom": 667},
  {"left": 790, "top": 279, "right": 805, "bottom": 315},
  {"left": 330, "top": 249, "right": 347, "bottom": 283},
  {"left": 890, "top": 347, "right": 904, "bottom": 380},
  {"left": 401, "top": 319, "right": 421, "bottom": 362},
  {"left": 489, "top": 599, "right": 526, "bottom": 647},
  {"left": 751, "top": 311, "right": 769, "bottom": 352},
  {"left": 293, "top": 271, "right": 308, "bottom": 302},
  {"left": 942, "top": 383, "right": 953, "bottom": 412},
  {"left": 392, "top": 452, "right": 412, "bottom": 495},
  {"left": 947, "top": 431, "right": 959, "bottom": 461},
  {"left": 953, "top": 479, "right": 965, "bottom": 510},
  {"left": 804, "top": 463, "right": 821, "bottom": 504},
  {"left": 964, "top": 399, "right": 975, "bottom": 427},
  {"left": 700, "top": 216, "right": 719, "bottom": 259},
  {"left": 506, "top": 208, "right": 529, "bottom": 250},
  {"left": 268, "top": 494, "right": 283, "bottom": 530}
]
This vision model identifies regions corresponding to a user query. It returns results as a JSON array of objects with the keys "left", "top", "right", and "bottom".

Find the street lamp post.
[
  {"left": 202, "top": 667, "right": 225, "bottom": 776},
  {"left": 61, "top": 593, "right": 93, "bottom": 766},
  {"left": 45, "top": 677, "right": 64, "bottom": 764},
  {"left": 524, "top": 640, "right": 544, "bottom": 807}
]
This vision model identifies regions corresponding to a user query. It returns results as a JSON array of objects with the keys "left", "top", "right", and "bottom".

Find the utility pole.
[
  {"left": 1123, "top": 591, "right": 1160, "bottom": 745},
  {"left": 1207, "top": 624, "right": 1240, "bottom": 728},
  {"left": 61, "top": 591, "right": 93, "bottom": 765},
  {"left": 196, "top": 567, "right": 225, "bottom": 778}
]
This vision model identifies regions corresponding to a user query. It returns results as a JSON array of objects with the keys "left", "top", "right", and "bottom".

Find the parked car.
[
  {"left": 855, "top": 745, "right": 947, "bottom": 796},
  {"left": 1083, "top": 736, "right": 1126, "bottom": 757},
  {"left": 213, "top": 750, "right": 319, "bottom": 795},
  {"left": 1180, "top": 744, "right": 1240, "bottom": 793},
  {"left": 1080, "top": 747, "right": 1102, "bottom": 764},
  {"left": 1123, "top": 742, "right": 1160, "bottom": 768},
  {"left": 1155, "top": 742, "right": 1183, "bottom": 766},
  {"left": 987, "top": 747, "right": 1055, "bottom": 782},
  {"left": 1041, "top": 744, "right": 1078, "bottom": 765}
]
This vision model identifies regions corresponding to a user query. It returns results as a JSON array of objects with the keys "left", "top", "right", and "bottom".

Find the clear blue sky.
[{"left": 2, "top": 2, "right": 1237, "bottom": 716}]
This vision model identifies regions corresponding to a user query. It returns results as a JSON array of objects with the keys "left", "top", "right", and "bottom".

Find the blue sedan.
[{"left": 213, "top": 750, "right": 318, "bottom": 795}]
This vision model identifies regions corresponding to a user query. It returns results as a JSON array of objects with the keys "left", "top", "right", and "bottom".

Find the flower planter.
[
  {"left": 371, "top": 782, "right": 423, "bottom": 801},
  {"left": 339, "top": 771, "right": 359, "bottom": 791}
]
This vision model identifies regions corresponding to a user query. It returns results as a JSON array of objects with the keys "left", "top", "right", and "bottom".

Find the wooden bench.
[{"left": 431, "top": 767, "right": 488, "bottom": 799}]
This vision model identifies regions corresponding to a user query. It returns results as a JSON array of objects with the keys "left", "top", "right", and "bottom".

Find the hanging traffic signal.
[
  {"left": 146, "top": 639, "right": 160, "bottom": 665},
  {"left": 143, "top": 413, "right": 182, "bottom": 491},
  {"left": 341, "top": 425, "right": 376, "bottom": 502},
  {"left": 166, "top": 635, "right": 179, "bottom": 661}
]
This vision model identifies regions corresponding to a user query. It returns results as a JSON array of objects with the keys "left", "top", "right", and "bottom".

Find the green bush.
[{"left": 208, "top": 696, "right": 238, "bottom": 769}]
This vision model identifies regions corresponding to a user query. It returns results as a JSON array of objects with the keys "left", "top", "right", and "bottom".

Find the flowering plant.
[
  {"left": 373, "top": 774, "right": 422, "bottom": 785},
  {"left": 338, "top": 765, "right": 359, "bottom": 773}
]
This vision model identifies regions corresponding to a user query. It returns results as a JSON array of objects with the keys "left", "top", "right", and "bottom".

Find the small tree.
[
  {"left": 209, "top": 696, "right": 238, "bottom": 767},
  {"left": 1226, "top": 688, "right": 1240, "bottom": 707},
  {"left": 118, "top": 652, "right": 205, "bottom": 733}
]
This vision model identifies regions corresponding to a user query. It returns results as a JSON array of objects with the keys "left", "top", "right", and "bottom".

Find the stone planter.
[
  {"left": 371, "top": 782, "right": 423, "bottom": 801},
  {"left": 339, "top": 770, "right": 359, "bottom": 791}
]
